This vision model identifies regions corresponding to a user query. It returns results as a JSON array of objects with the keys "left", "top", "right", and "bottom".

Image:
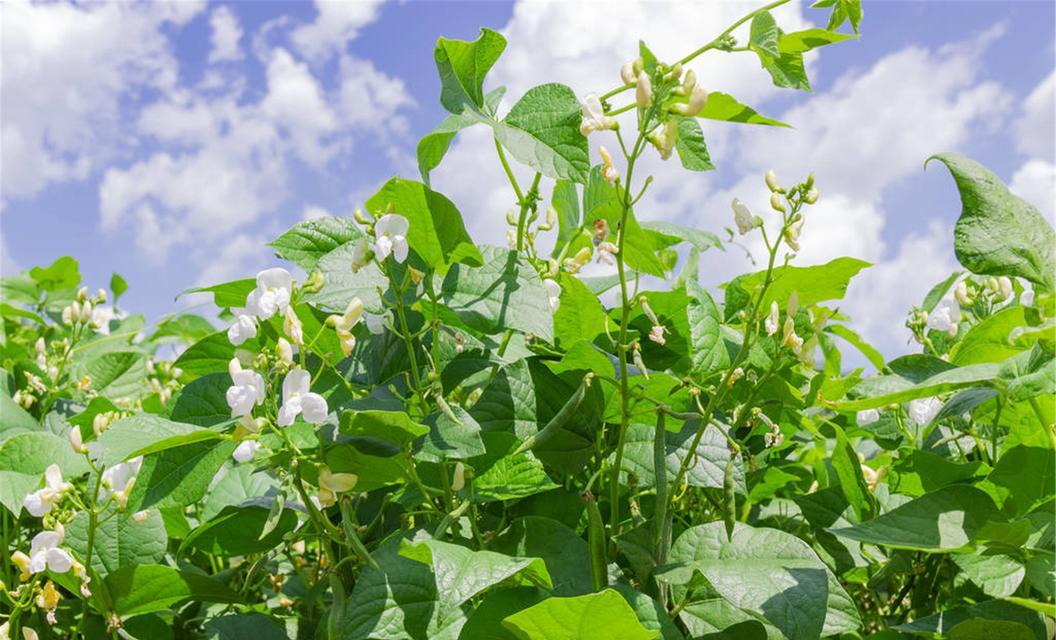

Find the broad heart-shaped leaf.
[
  {"left": 0, "top": 470, "right": 40, "bottom": 516},
  {"left": 340, "top": 409, "right": 429, "bottom": 449},
  {"left": 952, "top": 552, "right": 1026, "bottom": 598},
  {"left": 723, "top": 257, "right": 870, "bottom": 322},
  {"left": 672, "top": 116, "right": 714, "bottom": 172},
  {"left": 611, "top": 421, "right": 745, "bottom": 492},
  {"left": 550, "top": 179, "right": 581, "bottom": 258},
  {"left": 340, "top": 536, "right": 465, "bottom": 640},
  {"left": 894, "top": 599, "right": 1048, "bottom": 640},
  {"left": 697, "top": 92, "right": 789, "bottom": 127},
  {"left": 664, "top": 522, "right": 861, "bottom": 640},
  {"left": 66, "top": 506, "right": 167, "bottom": 576},
  {"left": 779, "top": 28, "right": 856, "bottom": 53},
  {"left": 686, "top": 281, "right": 730, "bottom": 376},
  {"left": 366, "top": 177, "right": 483, "bottom": 270},
  {"left": 440, "top": 245, "right": 555, "bottom": 342},
  {"left": 204, "top": 614, "right": 289, "bottom": 640},
  {"left": 202, "top": 462, "right": 278, "bottom": 521},
  {"left": 126, "top": 439, "right": 236, "bottom": 511},
  {"left": 582, "top": 166, "right": 666, "bottom": 276},
  {"left": 0, "top": 391, "right": 39, "bottom": 441},
  {"left": 181, "top": 505, "right": 298, "bottom": 557},
  {"left": 419, "top": 87, "right": 506, "bottom": 185},
  {"left": 267, "top": 215, "right": 362, "bottom": 272},
  {"left": 175, "top": 330, "right": 262, "bottom": 380},
  {"left": 104, "top": 564, "right": 240, "bottom": 617},
  {"left": 678, "top": 599, "right": 775, "bottom": 640},
  {"left": 762, "top": 50, "right": 810, "bottom": 91},
  {"left": 0, "top": 430, "right": 91, "bottom": 479},
  {"left": 90, "top": 414, "right": 210, "bottom": 467},
  {"left": 829, "top": 484, "right": 1000, "bottom": 551},
  {"left": 400, "top": 537, "right": 552, "bottom": 623},
  {"left": 951, "top": 306, "right": 1030, "bottom": 366},
  {"left": 997, "top": 341, "right": 1055, "bottom": 402},
  {"left": 554, "top": 272, "right": 608, "bottom": 347},
  {"left": 180, "top": 278, "right": 255, "bottom": 309},
  {"left": 496, "top": 83, "right": 590, "bottom": 184},
  {"left": 29, "top": 255, "right": 80, "bottom": 291},
  {"left": 170, "top": 372, "right": 232, "bottom": 427},
  {"left": 417, "top": 404, "right": 486, "bottom": 462},
  {"left": 71, "top": 351, "right": 149, "bottom": 401},
  {"left": 307, "top": 240, "right": 388, "bottom": 313},
  {"left": 469, "top": 432, "right": 559, "bottom": 502},
  {"left": 834, "top": 361, "right": 1002, "bottom": 411},
  {"left": 435, "top": 27, "right": 506, "bottom": 115},
  {"left": 929, "top": 153, "right": 1056, "bottom": 289},
  {"left": 985, "top": 445, "right": 1055, "bottom": 515},
  {"left": 501, "top": 589, "right": 658, "bottom": 640},
  {"left": 749, "top": 10, "right": 779, "bottom": 58},
  {"left": 492, "top": 517, "right": 593, "bottom": 596}
]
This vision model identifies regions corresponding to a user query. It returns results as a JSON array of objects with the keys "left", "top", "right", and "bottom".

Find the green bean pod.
[
  {"left": 512, "top": 374, "right": 591, "bottom": 457},
  {"left": 723, "top": 452, "right": 737, "bottom": 542},
  {"left": 584, "top": 491, "right": 608, "bottom": 591}
]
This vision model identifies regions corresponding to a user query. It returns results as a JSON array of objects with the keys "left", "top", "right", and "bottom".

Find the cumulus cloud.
[
  {"left": 0, "top": 0, "right": 204, "bottom": 200},
  {"left": 208, "top": 6, "right": 244, "bottom": 63},
  {"left": 1009, "top": 159, "right": 1056, "bottom": 222},
  {"left": 1014, "top": 71, "right": 1055, "bottom": 161},
  {"left": 291, "top": 0, "right": 385, "bottom": 63}
]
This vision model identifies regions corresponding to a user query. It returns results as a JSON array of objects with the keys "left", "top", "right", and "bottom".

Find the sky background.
[{"left": 2, "top": 0, "right": 1054, "bottom": 363}]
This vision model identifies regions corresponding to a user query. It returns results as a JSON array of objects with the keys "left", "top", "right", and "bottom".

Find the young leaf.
[
  {"left": 268, "top": 216, "right": 363, "bottom": 272},
  {"left": 502, "top": 589, "right": 658, "bottom": 640},
  {"left": 749, "top": 11, "right": 780, "bottom": 59},
  {"left": 723, "top": 257, "right": 870, "bottom": 322},
  {"left": 779, "top": 28, "right": 856, "bottom": 53},
  {"left": 496, "top": 83, "right": 591, "bottom": 184},
  {"left": 673, "top": 116, "right": 715, "bottom": 172},
  {"left": 435, "top": 28, "right": 507, "bottom": 115},
  {"left": 110, "top": 272, "right": 129, "bottom": 302},
  {"left": 104, "top": 564, "right": 240, "bottom": 617},
  {"left": 697, "top": 92, "right": 790, "bottom": 127}
]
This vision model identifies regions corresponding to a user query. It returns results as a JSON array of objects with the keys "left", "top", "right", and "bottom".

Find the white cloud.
[
  {"left": 291, "top": 0, "right": 384, "bottom": 63},
  {"left": 0, "top": 0, "right": 204, "bottom": 200},
  {"left": 1009, "top": 159, "right": 1056, "bottom": 222},
  {"left": 1015, "top": 71, "right": 1055, "bottom": 161},
  {"left": 301, "top": 205, "right": 332, "bottom": 220},
  {"left": 208, "top": 6, "right": 244, "bottom": 64},
  {"left": 193, "top": 233, "right": 277, "bottom": 287},
  {"left": 261, "top": 48, "right": 339, "bottom": 166}
]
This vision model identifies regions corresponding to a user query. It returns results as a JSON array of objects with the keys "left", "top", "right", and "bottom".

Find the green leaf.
[
  {"left": 613, "top": 421, "right": 744, "bottom": 492},
  {"left": 110, "top": 272, "right": 129, "bottom": 302},
  {"left": 664, "top": 522, "right": 860, "bottom": 639},
  {"left": 986, "top": 446, "right": 1055, "bottom": 515},
  {"left": 779, "top": 28, "right": 856, "bottom": 53},
  {"left": 181, "top": 505, "right": 298, "bottom": 556},
  {"left": 697, "top": 91, "right": 790, "bottom": 127},
  {"left": 204, "top": 614, "right": 289, "bottom": 640},
  {"left": 686, "top": 281, "right": 730, "bottom": 376},
  {"left": 105, "top": 564, "right": 240, "bottom": 617},
  {"left": 416, "top": 87, "right": 505, "bottom": 185},
  {"left": 268, "top": 216, "right": 363, "bottom": 272},
  {"left": 953, "top": 552, "right": 1026, "bottom": 598},
  {"left": 366, "top": 177, "right": 483, "bottom": 269},
  {"left": 418, "top": 404, "right": 486, "bottom": 462},
  {"left": 762, "top": 51, "right": 811, "bottom": 91},
  {"left": 0, "top": 471, "right": 40, "bottom": 516},
  {"left": 30, "top": 256, "right": 80, "bottom": 291},
  {"left": 339, "top": 409, "right": 429, "bottom": 449},
  {"left": 554, "top": 272, "right": 608, "bottom": 347},
  {"left": 582, "top": 166, "right": 665, "bottom": 277},
  {"left": 997, "top": 342, "right": 1055, "bottom": 402},
  {"left": 175, "top": 330, "right": 258, "bottom": 380},
  {"left": 550, "top": 180, "right": 581, "bottom": 257},
  {"left": 826, "top": 324, "right": 886, "bottom": 371},
  {"left": 723, "top": 257, "right": 870, "bottom": 322},
  {"left": 672, "top": 116, "right": 715, "bottom": 172},
  {"left": 493, "top": 517, "right": 593, "bottom": 596},
  {"left": 749, "top": 11, "right": 780, "bottom": 58},
  {"left": 202, "top": 463, "right": 278, "bottom": 521},
  {"left": 180, "top": 278, "right": 255, "bottom": 309},
  {"left": 495, "top": 83, "right": 591, "bottom": 184},
  {"left": 816, "top": 0, "right": 863, "bottom": 34},
  {"left": 170, "top": 373, "right": 233, "bottom": 427},
  {"left": 90, "top": 415, "right": 207, "bottom": 467},
  {"left": 835, "top": 361, "right": 1002, "bottom": 411},
  {"left": 502, "top": 590, "right": 658, "bottom": 640},
  {"left": 72, "top": 351, "right": 149, "bottom": 401},
  {"left": 435, "top": 28, "right": 506, "bottom": 115},
  {"left": 470, "top": 432, "right": 559, "bottom": 502},
  {"left": 325, "top": 443, "right": 408, "bottom": 493},
  {"left": 894, "top": 599, "right": 1047, "bottom": 640},
  {"left": 829, "top": 484, "right": 1000, "bottom": 551},
  {"left": 307, "top": 241, "right": 388, "bottom": 313},
  {"left": 929, "top": 153, "right": 1056, "bottom": 289},
  {"left": 0, "top": 430, "right": 90, "bottom": 479},
  {"left": 0, "top": 392, "right": 40, "bottom": 440},
  {"left": 126, "top": 439, "right": 236, "bottom": 511},
  {"left": 830, "top": 422, "right": 875, "bottom": 520},
  {"left": 66, "top": 507, "right": 168, "bottom": 576},
  {"left": 441, "top": 245, "right": 555, "bottom": 341}
]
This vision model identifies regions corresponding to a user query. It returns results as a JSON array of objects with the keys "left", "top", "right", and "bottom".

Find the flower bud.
[
  {"left": 283, "top": 305, "right": 304, "bottom": 345},
  {"left": 599, "top": 146, "right": 619, "bottom": 184},
  {"left": 765, "top": 169, "right": 780, "bottom": 193},
  {"left": 506, "top": 209, "right": 517, "bottom": 226},
  {"left": 636, "top": 72, "right": 652, "bottom": 108},
  {"left": 785, "top": 219, "right": 803, "bottom": 251},
  {"left": 620, "top": 61, "right": 636, "bottom": 85},
  {"left": 666, "top": 63, "right": 682, "bottom": 81},
  {"left": 303, "top": 270, "right": 325, "bottom": 294},
  {"left": 632, "top": 57, "right": 644, "bottom": 75},
  {"left": 998, "top": 276, "right": 1013, "bottom": 301},
  {"left": 276, "top": 337, "right": 294, "bottom": 365},
  {"left": 35, "top": 337, "right": 46, "bottom": 355},
  {"left": 96, "top": 288, "right": 107, "bottom": 303},
  {"left": 131, "top": 510, "right": 150, "bottom": 523},
  {"left": 673, "top": 84, "right": 707, "bottom": 116},
  {"left": 76, "top": 286, "right": 88, "bottom": 302},
  {"left": 451, "top": 462, "right": 466, "bottom": 492},
  {"left": 770, "top": 193, "right": 786, "bottom": 213},
  {"left": 682, "top": 69, "right": 697, "bottom": 93},
  {"left": 71, "top": 301, "right": 82, "bottom": 324},
  {"left": 954, "top": 280, "right": 970, "bottom": 306},
  {"left": 804, "top": 187, "right": 819, "bottom": 204},
  {"left": 69, "top": 427, "right": 86, "bottom": 454},
  {"left": 765, "top": 301, "right": 780, "bottom": 336},
  {"left": 353, "top": 207, "right": 371, "bottom": 224},
  {"left": 506, "top": 229, "right": 517, "bottom": 249}
]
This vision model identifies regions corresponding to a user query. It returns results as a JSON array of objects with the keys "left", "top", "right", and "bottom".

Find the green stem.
[
  {"left": 677, "top": 0, "right": 793, "bottom": 65},
  {"left": 515, "top": 173, "right": 543, "bottom": 252}
]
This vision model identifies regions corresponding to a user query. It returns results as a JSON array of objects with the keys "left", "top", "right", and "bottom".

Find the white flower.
[
  {"left": 23, "top": 465, "right": 72, "bottom": 518},
  {"left": 998, "top": 276, "right": 1013, "bottom": 301},
  {"left": 245, "top": 268, "right": 293, "bottom": 320},
  {"left": 349, "top": 238, "right": 372, "bottom": 273},
  {"left": 101, "top": 457, "right": 143, "bottom": 508},
  {"left": 648, "top": 119, "right": 678, "bottom": 160},
  {"left": 927, "top": 298, "right": 961, "bottom": 337},
  {"left": 780, "top": 317, "right": 803, "bottom": 351},
  {"left": 596, "top": 241, "right": 619, "bottom": 266},
  {"left": 732, "top": 198, "right": 757, "bottom": 235},
  {"left": 673, "top": 84, "right": 708, "bottom": 116},
  {"left": 276, "top": 337, "right": 294, "bottom": 365},
  {"left": 857, "top": 409, "right": 880, "bottom": 425},
  {"left": 636, "top": 71, "right": 652, "bottom": 107},
  {"left": 765, "top": 301, "right": 780, "bottom": 337},
  {"left": 543, "top": 279, "right": 562, "bottom": 311},
  {"left": 277, "top": 369, "right": 328, "bottom": 427},
  {"left": 374, "top": 214, "right": 409, "bottom": 263},
  {"left": 27, "top": 525, "right": 73, "bottom": 575},
  {"left": 226, "top": 358, "right": 266, "bottom": 417},
  {"left": 316, "top": 466, "right": 358, "bottom": 507},
  {"left": 580, "top": 93, "right": 617, "bottom": 136},
  {"left": 89, "top": 305, "right": 123, "bottom": 335},
  {"left": 908, "top": 396, "right": 942, "bottom": 425},
  {"left": 69, "top": 427, "right": 86, "bottom": 454},
  {"left": 329, "top": 297, "right": 364, "bottom": 357},
  {"left": 227, "top": 314, "right": 257, "bottom": 346},
  {"left": 620, "top": 61, "right": 636, "bottom": 85},
  {"left": 954, "top": 280, "right": 970, "bottom": 306},
  {"left": 364, "top": 312, "right": 389, "bottom": 335},
  {"left": 283, "top": 305, "right": 304, "bottom": 345},
  {"left": 22, "top": 627, "right": 40, "bottom": 640},
  {"left": 784, "top": 219, "right": 804, "bottom": 252},
  {"left": 1021, "top": 288, "right": 1035, "bottom": 307},
  {"left": 648, "top": 325, "right": 668, "bottom": 345},
  {"left": 232, "top": 440, "right": 261, "bottom": 463},
  {"left": 599, "top": 146, "right": 619, "bottom": 184}
]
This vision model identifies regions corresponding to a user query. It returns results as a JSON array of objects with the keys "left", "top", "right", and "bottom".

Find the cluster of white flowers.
[{"left": 23, "top": 465, "right": 72, "bottom": 518}]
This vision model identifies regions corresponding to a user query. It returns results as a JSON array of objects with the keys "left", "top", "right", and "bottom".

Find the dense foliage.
[{"left": 2, "top": 1, "right": 1053, "bottom": 638}]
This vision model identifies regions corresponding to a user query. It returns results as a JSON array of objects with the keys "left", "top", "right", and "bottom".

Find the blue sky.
[{"left": 2, "top": 0, "right": 1053, "bottom": 359}]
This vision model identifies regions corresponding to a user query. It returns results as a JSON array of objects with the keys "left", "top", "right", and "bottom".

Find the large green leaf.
[
  {"left": 202, "top": 463, "right": 278, "bottom": 521},
  {"left": 30, "top": 255, "right": 80, "bottom": 291},
  {"left": 307, "top": 240, "right": 388, "bottom": 313},
  {"left": 550, "top": 179, "right": 581, "bottom": 257},
  {"left": 953, "top": 552, "right": 1026, "bottom": 598},
  {"left": 418, "top": 87, "right": 506, "bottom": 185},
  {"left": 268, "top": 216, "right": 362, "bottom": 272},
  {"left": 492, "top": 517, "right": 593, "bottom": 596},
  {"left": 72, "top": 351, "right": 149, "bottom": 401},
  {"left": 985, "top": 446, "right": 1055, "bottom": 515},
  {"left": 664, "top": 522, "right": 860, "bottom": 639},
  {"left": 0, "top": 430, "right": 90, "bottom": 478},
  {"left": 929, "top": 153, "right": 1055, "bottom": 289},
  {"left": 501, "top": 590, "right": 658, "bottom": 640},
  {"left": 749, "top": 10, "right": 780, "bottom": 58},
  {"left": 126, "top": 439, "right": 236, "bottom": 511},
  {"left": 612, "top": 421, "right": 744, "bottom": 492},
  {"left": 470, "top": 432, "right": 559, "bottom": 502},
  {"left": 894, "top": 599, "right": 1047, "bottom": 640},
  {"left": 170, "top": 373, "right": 232, "bottom": 427},
  {"left": 66, "top": 507, "right": 168, "bottom": 576},
  {"left": 495, "top": 83, "right": 591, "bottom": 184},
  {"left": 181, "top": 505, "right": 298, "bottom": 557},
  {"left": 582, "top": 166, "right": 665, "bottom": 276},
  {"left": 697, "top": 92, "right": 789, "bottom": 127},
  {"left": 686, "top": 281, "right": 729, "bottom": 376},
  {"left": 175, "top": 330, "right": 261, "bottom": 380},
  {"left": 835, "top": 362, "right": 1002, "bottom": 411},
  {"left": 90, "top": 414, "right": 208, "bottom": 467},
  {"left": 204, "top": 614, "right": 289, "bottom": 640},
  {"left": 723, "top": 257, "right": 870, "bottom": 322},
  {"left": 441, "top": 245, "right": 555, "bottom": 342},
  {"left": 340, "top": 409, "right": 430, "bottom": 449},
  {"left": 435, "top": 28, "right": 506, "bottom": 115},
  {"left": 830, "top": 484, "right": 999, "bottom": 551},
  {"left": 104, "top": 564, "right": 240, "bottom": 617},
  {"left": 180, "top": 278, "right": 255, "bottom": 310},
  {"left": 366, "top": 177, "right": 483, "bottom": 270}
]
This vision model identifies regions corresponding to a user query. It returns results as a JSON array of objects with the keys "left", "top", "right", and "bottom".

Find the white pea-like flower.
[
  {"left": 620, "top": 61, "right": 636, "bottom": 85},
  {"left": 316, "top": 466, "right": 358, "bottom": 507},
  {"left": 276, "top": 337, "right": 294, "bottom": 365},
  {"left": 765, "top": 300, "right": 780, "bottom": 337},
  {"left": 636, "top": 71, "right": 652, "bottom": 108},
  {"left": 648, "top": 325, "right": 668, "bottom": 346},
  {"left": 329, "top": 297, "right": 364, "bottom": 357},
  {"left": 780, "top": 317, "right": 803, "bottom": 351},
  {"left": 908, "top": 396, "right": 942, "bottom": 425},
  {"left": 101, "top": 456, "right": 143, "bottom": 508},
  {"left": 784, "top": 219, "right": 804, "bottom": 252},
  {"left": 857, "top": 409, "right": 880, "bottom": 425},
  {"left": 277, "top": 368, "right": 329, "bottom": 427},
  {"left": 543, "top": 279, "right": 562, "bottom": 312},
  {"left": 226, "top": 358, "right": 266, "bottom": 417},
  {"left": 283, "top": 305, "right": 304, "bottom": 345},
  {"left": 69, "top": 427, "right": 86, "bottom": 454},
  {"left": 232, "top": 440, "right": 261, "bottom": 464},
  {"left": 731, "top": 198, "right": 757, "bottom": 235},
  {"left": 23, "top": 465, "right": 72, "bottom": 518},
  {"left": 374, "top": 214, "right": 409, "bottom": 263},
  {"left": 596, "top": 241, "right": 619, "bottom": 266},
  {"left": 244, "top": 268, "right": 294, "bottom": 320},
  {"left": 998, "top": 276, "right": 1013, "bottom": 301},
  {"left": 1020, "top": 289, "right": 1035, "bottom": 307},
  {"left": 673, "top": 84, "right": 708, "bottom": 116},
  {"left": 27, "top": 525, "right": 74, "bottom": 575},
  {"left": 599, "top": 146, "right": 619, "bottom": 184},
  {"left": 580, "top": 93, "right": 617, "bottom": 136},
  {"left": 227, "top": 314, "right": 257, "bottom": 346},
  {"left": 927, "top": 298, "right": 961, "bottom": 337}
]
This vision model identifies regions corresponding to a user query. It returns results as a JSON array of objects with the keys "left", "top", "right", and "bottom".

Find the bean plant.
[{"left": 1, "top": 1, "right": 1054, "bottom": 639}]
